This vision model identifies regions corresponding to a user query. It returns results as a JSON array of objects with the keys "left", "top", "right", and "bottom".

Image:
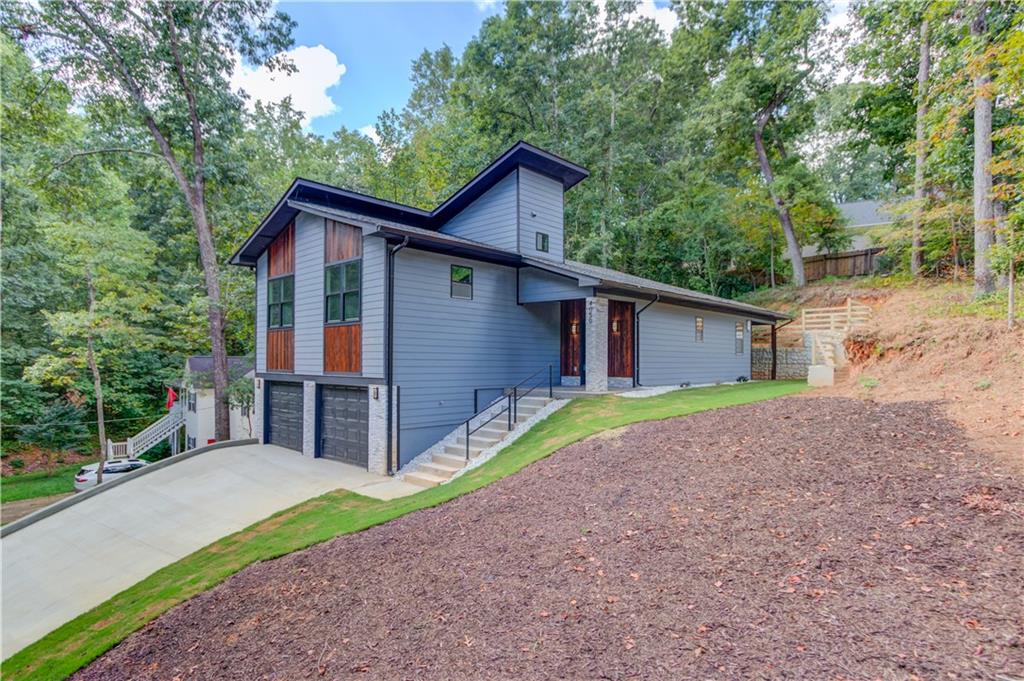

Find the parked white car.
[{"left": 74, "top": 459, "right": 149, "bottom": 492}]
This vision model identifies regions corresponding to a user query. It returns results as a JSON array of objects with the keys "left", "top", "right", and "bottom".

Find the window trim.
[
  {"left": 695, "top": 316, "right": 704, "bottom": 343},
  {"left": 735, "top": 321, "right": 745, "bottom": 355},
  {"left": 324, "top": 256, "right": 362, "bottom": 325},
  {"left": 535, "top": 231, "right": 549, "bottom": 253},
  {"left": 267, "top": 273, "right": 295, "bottom": 329},
  {"left": 450, "top": 264, "right": 474, "bottom": 300}
]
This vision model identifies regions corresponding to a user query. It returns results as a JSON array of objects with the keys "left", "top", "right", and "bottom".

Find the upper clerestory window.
[
  {"left": 536, "top": 232, "right": 549, "bottom": 253},
  {"left": 451, "top": 265, "right": 473, "bottom": 299}
]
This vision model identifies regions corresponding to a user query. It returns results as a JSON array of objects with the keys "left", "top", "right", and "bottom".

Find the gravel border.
[{"left": 617, "top": 380, "right": 751, "bottom": 399}]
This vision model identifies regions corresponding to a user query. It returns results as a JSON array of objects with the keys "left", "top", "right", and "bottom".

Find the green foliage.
[
  {"left": 1, "top": 463, "right": 81, "bottom": 503},
  {"left": 17, "top": 402, "right": 89, "bottom": 454}
]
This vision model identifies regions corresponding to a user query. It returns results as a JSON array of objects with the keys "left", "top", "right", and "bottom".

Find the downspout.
[
  {"left": 385, "top": 236, "right": 409, "bottom": 476},
  {"left": 633, "top": 295, "right": 660, "bottom": 387}
]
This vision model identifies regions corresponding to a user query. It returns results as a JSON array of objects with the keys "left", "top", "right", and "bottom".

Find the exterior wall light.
[
  {"left": 611, "top": 319, "right": 621, "bottom": 334},
  {"left": 570, "top": 322, "right": 579, "bottom": 335}
]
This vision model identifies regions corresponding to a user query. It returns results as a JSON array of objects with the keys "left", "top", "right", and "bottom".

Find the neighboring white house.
[{"left": 183, "top": 356, "right": 256, "bottom": 450}]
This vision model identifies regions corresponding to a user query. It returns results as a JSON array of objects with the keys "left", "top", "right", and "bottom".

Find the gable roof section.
[
  {"left": 231, "top": 141, "right": 589, "bottom": 267},
  {"left": 838, "top": 200, "right": 894, "bottom": 228}
]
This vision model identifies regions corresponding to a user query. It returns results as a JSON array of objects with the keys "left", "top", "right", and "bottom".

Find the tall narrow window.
[
  {"left": 267, "top": 275, "right": 294, "bottom": 328},
  {"left": 536, "top": 232, "right": 549, "bottom": 253},
  {"left": 695, "top": 316, "right": 704, "bottom": 342},
  {"left": 451, "top": 265, "right": 473, "bottom": 299},
  {"left": 325, "top": 259, "right": 361, "bottom": 323},
  {"left": 735, "top": 321, "right": 744, "bottom": 354}
]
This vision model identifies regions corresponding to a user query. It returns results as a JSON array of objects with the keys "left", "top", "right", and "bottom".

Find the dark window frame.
[
  {"left": 536, "top": 231, "right": 549, "bottom": 253},
  {"left": 324, "top": 257, "right": 362, "bottom": 325},
  {"left": 735, "top": 321, "right": 744, "bottom": 355},
  {"left": 450, "top": 264, "right": 473, "bottom": 300},
  {"left": 267, "top": 274, "right": 295, "bottom": 329},
  {"left": 695, "top": 316, "right": 704, "bottom": 343}
]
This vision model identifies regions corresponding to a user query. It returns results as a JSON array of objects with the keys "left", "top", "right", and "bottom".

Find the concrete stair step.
[
  {"left": 432, "top": 453, "right": 468, "bottom": 468},
  {"left": 444, "top": 443, "right": 485, "bottom": 458},
  {"left": 405, "top": 471, "right": 447, "bottom": 488},
  {"left": 418, "top": 461, "right": 461, "bottom": 479}
]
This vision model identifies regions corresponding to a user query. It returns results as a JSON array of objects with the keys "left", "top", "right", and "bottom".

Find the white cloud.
[
  {"left": 231, "top": 44, "right": 346, "bottom": 129},
  {"left": 474, "top": 0, "right": 499, "bottom": 12},
  {"left": 358, "top": 124, "right": 381, "bottom": 146},
  {"left": 633, "top": 0, "right": 678, "bottom": 39}
]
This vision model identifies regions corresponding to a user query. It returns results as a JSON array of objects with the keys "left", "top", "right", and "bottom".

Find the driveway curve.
[
  {"left": 76, "top": 397, "right": 1024, "bottom": 680},
  {"left": 2, "top": 443, "right": 405, "bottom": 658}
]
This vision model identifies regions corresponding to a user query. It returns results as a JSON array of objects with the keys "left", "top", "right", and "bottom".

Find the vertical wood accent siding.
[
  {"left": 324, "top": 324, "right": 362, "bottom": 373},
  {"left": 325, "top": 220, "right": 362, "bottom": 261},
  {"left": 607, "top": 300, "right": 634, "bottom": 378},
  {"left": 266, "top": 329, "right": 294, "bottom": 372},
  {"left": 268, "top": 222, "right": 295, "bottom": 277},
  {"left": 266, "top": 222, "right": 295, "bottom": 372},
  {"left": 560, "top": 299, "right": 584, "bottom": 376}
]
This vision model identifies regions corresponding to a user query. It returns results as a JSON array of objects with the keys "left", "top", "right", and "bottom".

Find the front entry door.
[
  {"left": 560, "top": 299, "right": 585, "bottom": 383},
  {"left": 608, "top": 300, "right": 635, "bottom": 381}
]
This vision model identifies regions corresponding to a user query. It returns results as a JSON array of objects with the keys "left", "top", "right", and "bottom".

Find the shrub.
[
  {"left": 10, "top": 458, "right": 25, "bottom": 470},
  {"left": 974, "top": 378, "right": 992, "bottom": 391},
  {"left": 860, "top": 377, "right": 880, "bottom": 389}
]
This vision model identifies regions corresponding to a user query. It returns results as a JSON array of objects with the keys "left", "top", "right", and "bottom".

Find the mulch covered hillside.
[{"left": 77, "top": 397, "right": 1024, "bottom": 680}]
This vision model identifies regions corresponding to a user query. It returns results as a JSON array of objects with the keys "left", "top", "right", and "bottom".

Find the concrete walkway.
[{"left": 1, "top": 443, "right": 419, "bottom": 658}]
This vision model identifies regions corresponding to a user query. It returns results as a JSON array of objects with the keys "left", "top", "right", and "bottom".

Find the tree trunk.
[
  {"left": 911, "top": 17, "right": 930, "bottom": 276},
  {"left": 972, "top": 2, "right": 995, "bottom": 298},
  {"left": 753, "top": 126, "right": 805, "bottom": 286},
  {"left": 995, "top": 200, "right": 1008, "bottom": 288},
  {"left": 86, "top": 274, "right": 105, "bottom": 484},
  {"left": 187, "top": 197, "right": 231, "bottom": 442}
]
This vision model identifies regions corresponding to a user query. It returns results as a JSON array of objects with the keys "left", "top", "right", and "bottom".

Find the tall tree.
[
  {"left": 3, "top": 0, "right": 294, "bottom": 440},
  {"left": 912, "top": 11, "right": 931, "bottom": 275},
  {"left": 972, "top": 0, "right": 996, "bottom": 297}
]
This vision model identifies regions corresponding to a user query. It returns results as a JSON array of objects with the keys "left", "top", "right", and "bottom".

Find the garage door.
[
  {"left": 267, "top": 382, "right": 303, "bottom": 451},
  {"left": 319, "top": 386, "right": 368, "bottom": 467}
]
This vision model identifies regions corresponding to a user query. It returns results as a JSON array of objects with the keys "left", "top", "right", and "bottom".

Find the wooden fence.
[
  {"left": 800, "top": 299, "right": 872, "bottom": 333},
  {"left": 803, "top": 248, "right": 884, "bottom": 282}
]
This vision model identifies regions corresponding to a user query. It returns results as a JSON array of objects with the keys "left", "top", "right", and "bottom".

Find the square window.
[
  {"left": 326, "top": 294, "right": 341, "bottom": 322},
  {"left": 325, "top": 267, "right": 341, "bottom": 295},
  {"left": 267, "top": 275, "right": 294, "bottom": 329},
  {"left": 343, "top": 291, "right": 360, "bottom": 321},
  {"left": 281, "top": 302, "right": 293, "bottom": 327},
  {"left": 536, "top": 232, "right": 549, "bottom": 253},
  {"left": 451, "top": 265, "right": 473, "bottom": 299},
  {"left": 344, "top": 261, "right": 361, "bottom": 290},
  {"left": 324, "top": 259, "right": 361, "bottom": 323}
]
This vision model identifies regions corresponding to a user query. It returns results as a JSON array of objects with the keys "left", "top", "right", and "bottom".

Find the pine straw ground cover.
[{"left": 76, "top": 397, "right": 1023, "bottom": 680}]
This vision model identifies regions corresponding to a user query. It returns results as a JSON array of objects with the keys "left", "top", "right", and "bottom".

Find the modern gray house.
[{"left": 231, "top": 142, "right": 787, "bottom": 475}]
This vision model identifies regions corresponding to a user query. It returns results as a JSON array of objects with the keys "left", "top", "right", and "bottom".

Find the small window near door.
[
  {"left": 735, "top": 321, "right": 744, "bottom": 354},
  {"left": 451, "top": 265, "right": 473, "bottom": 299},
  {"left": 268, "top": 275, "right": 294, "bottom": 328},
  {"left": 695, "top": 316, "right": 704, "bottom": 343},
  {"left": 536, "top": 232, "right": 549, "bottom": 253}
]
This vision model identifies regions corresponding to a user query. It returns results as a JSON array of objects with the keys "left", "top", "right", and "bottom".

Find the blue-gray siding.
[
  {"left": 361, "top": 235, "right": 386, "bottom": 379},
  {"left": 518, "top": 267, "right": 592, "bottom": 303},
  {"left": 255, "top": 252, "right": 267, "bottom": 374},
  {"left": 439, "top": 170, "right": 519, "bottom": 250},
  {"left": 636, "top": 302, "right": 752, "bottom": 385},
  {"left": 518, "top": 167, "right": 564, "bottom": 260},
  {"left": 393, "top": 249, "right": 559, "bottom": 464},
  {"left": 293, "top": 212, "right": 325, "bottom": 375}
]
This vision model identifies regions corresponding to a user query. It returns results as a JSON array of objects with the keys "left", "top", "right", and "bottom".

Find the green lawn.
[
  {"left": 1, "top": 464, "right": 81, "bottom": 503},
  {"left": 3, "top": 381, "right": 807, "bottom": 681}
]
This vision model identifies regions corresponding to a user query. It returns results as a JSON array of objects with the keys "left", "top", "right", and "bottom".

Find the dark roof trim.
[
  {"left": 369, "top": 225, "right": 524, "bottom": 267},
  {"left": 230, "top": 141, "right": 590, "bottom": 267},
  {"left": 598, "top": 286, "right": 786, "bottom": 323}
]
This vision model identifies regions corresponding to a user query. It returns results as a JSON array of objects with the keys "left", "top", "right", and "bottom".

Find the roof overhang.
[
  {"left": 597, "top": 285, "right": 787, "bottom": 324},
  {"left": 369, "top": 225, "right": 524, "bottom": 267}
]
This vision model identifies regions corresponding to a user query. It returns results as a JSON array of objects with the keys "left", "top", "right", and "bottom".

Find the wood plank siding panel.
[
  {"left": 294, "top": 212, "right": 325, "bottom": 375},
  {"left": 518, "top": 167, "right": 565, "bottom": 261},
  {"left": 607, "top": 300, "right": 634, "bottom": 378},
  {"left": 266, "top": 329, "right": 294, "bottom": 372},
  {"left": 637, "top": 303, "right": 751, "bottom": 385},
  {"left": 265, "top": 221, "right": 295, "bottom": 372},
  {"left": 560, "top": 299, "right": 584, "bottom": 377},
  {"left": 325, "top": 220, "right": 362, "bottom": 261},
  {"left": 438, "top": 170, "right": 519, "bottom": 251},
  {"left": 324, "top": 324, "right": 362, "bottom": 373},
  {"left": 268, "top": 221, "right": 295, "bottom": 277}
]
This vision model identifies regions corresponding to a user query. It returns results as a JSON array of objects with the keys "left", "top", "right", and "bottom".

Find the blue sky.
[{"left": 232, "top": 1, "right": 844, "bottom": 140}]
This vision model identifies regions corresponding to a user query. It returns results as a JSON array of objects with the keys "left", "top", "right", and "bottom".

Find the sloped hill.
[{"left": 745, "top": 277, "right": 1024, "bottom": 459}]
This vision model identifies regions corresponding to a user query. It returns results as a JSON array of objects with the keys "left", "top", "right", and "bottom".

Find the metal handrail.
[{"left": 459, "top": 364, "right": 554, "bottom": 461}]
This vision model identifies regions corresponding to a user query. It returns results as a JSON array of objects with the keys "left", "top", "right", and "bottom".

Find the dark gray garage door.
[
  {"left": 319, "top": 386, "right": 368, "bottom": 467},
  {"left": 267, "top": 382, "right": 303, "bottom": 451}
]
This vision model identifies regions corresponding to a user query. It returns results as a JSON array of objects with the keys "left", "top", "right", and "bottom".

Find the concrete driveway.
[{"left": 1, "top": 443, "right": 418, "bottom": 658}]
